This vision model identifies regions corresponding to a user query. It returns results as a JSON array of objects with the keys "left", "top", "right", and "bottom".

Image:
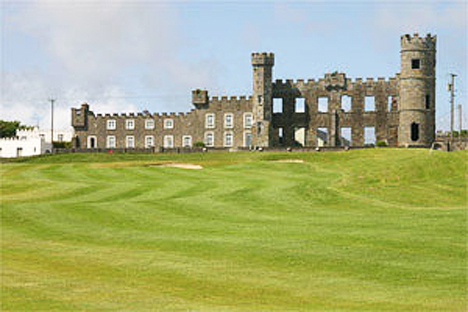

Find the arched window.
[{"left": 411, "top": 123, "right": 419, "bottom": 141}]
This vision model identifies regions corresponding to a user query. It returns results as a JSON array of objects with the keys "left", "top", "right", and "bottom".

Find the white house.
[
  {"left": 38, "top": 128, "right": 74, "bottom": 143},
  {"left": 0, "top": 128, "right": 52, "bottom": 158}
]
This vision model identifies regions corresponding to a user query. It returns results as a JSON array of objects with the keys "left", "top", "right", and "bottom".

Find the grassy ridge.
[{"left": 1, "top": 149, "right": 466, "bottom": 311}]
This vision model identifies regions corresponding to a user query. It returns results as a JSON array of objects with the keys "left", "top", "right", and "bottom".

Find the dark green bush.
[
  {"left": 376, "top": 140, "right": 388, "bottom": 147},
  {"left": 193, "top": 141, "right": 205, "bottom": 148}
]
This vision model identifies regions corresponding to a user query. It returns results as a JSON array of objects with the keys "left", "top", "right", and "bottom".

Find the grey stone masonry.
[{"left": 72, "top": 33, "right": 436, "bottom": 150}]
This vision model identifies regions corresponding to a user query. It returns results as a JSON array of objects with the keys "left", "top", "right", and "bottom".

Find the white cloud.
[{"left": 2, "top": 0, "right": 222, "bottom": 128}]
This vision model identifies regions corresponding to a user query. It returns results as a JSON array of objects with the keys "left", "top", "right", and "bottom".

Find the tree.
[{"left": 0, "top": 120, "right": 33, "bottom": 138}]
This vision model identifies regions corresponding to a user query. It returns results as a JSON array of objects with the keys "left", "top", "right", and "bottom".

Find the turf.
[{"left": 1, "top": 149, "right": 466, "bottom": 311}]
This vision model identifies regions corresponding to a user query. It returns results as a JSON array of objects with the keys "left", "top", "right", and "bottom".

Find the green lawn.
[{"left": 1, "top": 149, "right": 466, "bottom": 311}]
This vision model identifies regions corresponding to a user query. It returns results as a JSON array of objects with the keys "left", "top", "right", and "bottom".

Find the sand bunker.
[
  {"left": 272, "top": 159, "right": 304, "bottom": 163},
  {"left": 150, "top": 163, "right": 203, "bottom": 169}
]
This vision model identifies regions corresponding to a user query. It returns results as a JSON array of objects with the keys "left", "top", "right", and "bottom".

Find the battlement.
[
  {"left": 251, "top": 52, "right": 274, "bottom": 66},
  {"left": 401, "top": 33, "right": 436, "bottom": 51}
]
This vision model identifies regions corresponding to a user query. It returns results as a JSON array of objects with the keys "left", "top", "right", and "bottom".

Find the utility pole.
[
  {"left": 448, "top": 74, "right": 457, "bottom": 144},
  {"left": 459, "top": 104, "right": 462, "bottom": 134},
  {"left": 50, "top": 98, "right": 55, "bottom": 149}
]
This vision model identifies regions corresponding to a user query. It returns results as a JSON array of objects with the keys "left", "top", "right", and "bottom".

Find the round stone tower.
[
  {"left": 251, "top": 52, "right": 274, "bottom": 147},
  {"left": 398, "top": 33, "right": 436, "bottom": 147}
]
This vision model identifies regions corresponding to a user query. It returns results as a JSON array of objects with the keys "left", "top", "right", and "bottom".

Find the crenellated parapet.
[
  {"left": 251, "top": 52, "right": 274, "bottom": 66},
  {"left": 401, "top": 33, "right": 436, "bottom": 51}
]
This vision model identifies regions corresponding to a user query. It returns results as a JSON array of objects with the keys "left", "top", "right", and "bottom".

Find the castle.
[{"left": 72, "top": 33, "right": 436, "bottom": 150}]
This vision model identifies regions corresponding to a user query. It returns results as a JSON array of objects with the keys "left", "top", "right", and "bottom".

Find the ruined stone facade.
[{"left": 72, "top": 33, "right": 436, "bottom": 150}]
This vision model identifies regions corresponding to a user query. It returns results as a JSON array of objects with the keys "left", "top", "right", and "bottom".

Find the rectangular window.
[
  {"left": 57, "top": 134, "right": 64, "bottom": 142},
  {"left": 244, "top": 131, "right": 252, "bottom": 147},
  {"left": 145, "top": 135, "right": 154, "bottom": 148},
  {"left": 183, "top": 135, "right": 192, "bottom": 148},
  {"left": 278, "top": 127, "right": 284, "bottom": 145},
  {"left": 295, "top": 98, "right": 305, "bottom": 113},
  {"left": 317, "top": 127, "right": 328, "bottom": 147},
  {"left": 318, "top": 97, "right": 328, "bottom": 112},
  {"left": 205, "top": 132, "right": 214, "bottom": 147},
  {"left": 224, "top": 113, "right": 233, "bottom": 128},
  {"left": 341, "top": 95, "right": 352, "bottom": 112},
  {"left": 388, "top": 96, "right": 393, "bottom": 112},
  {"left": 365, "top": 96, "right": 375, "bottom": 111},
  {"left": 17, "top": 147, "right": 23, "bottom": 157},
  {"left": 205, "top": 113, "right": 215, "bottom": 129},
  {"left": 164, "top": 119, "right": 173, "bottom": 129},
  {"left": 224, "top": 132, "right": 233, "bottom": 147},
  {"left": 106, "top": 136, "right": 116, "bottom": 148},
  {"left": 163, "top": 135, "right": 174, "bottom": 148},
  {"left": 273, "top": 98, "right": 283, "bottom": 113},
  {"left": 425, "top": 94, "right": 430, "bottom": 109},
  {"left": 126, "top": 136, "right": 135, "bottom": 148},
  {"left": 364, "top": 127, "right": 376, "bottom": 145},
  {"left": 340, "top": 127, "right": 352, "bottom": 147},
  {"left": 145, "top": 119, "right": 154, "bottom": 129},
  {"left": 126, "top": 119, "right": 135, "bottom": 130},
  {"left": 411, "top": 59, "right": 420, "bottom": 69},
  {"left": 107, "top": 120, "right": 116, "bottom": 130},
  {"left": 244, "top": 113, "right": 253, "bottom": 129}
]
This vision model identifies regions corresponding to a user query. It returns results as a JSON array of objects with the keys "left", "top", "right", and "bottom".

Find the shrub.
[
  {"left": 53, "top": 141, "right": 72, "bottom": 148},
  {"left": 194, "top": 141, "right": 205, "bottom": 148},
  {"left": 376, "top": 140, "right": 388, "bottom": 147}
]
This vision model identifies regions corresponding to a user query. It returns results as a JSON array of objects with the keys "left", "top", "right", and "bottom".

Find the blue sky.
[{"left": 2, "top": 0, "right": 467, "bottom": 130}]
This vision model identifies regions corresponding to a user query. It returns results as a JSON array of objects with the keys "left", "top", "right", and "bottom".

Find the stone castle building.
[{"left": 72, "top": 33, "right": 436, "bottom": 150}]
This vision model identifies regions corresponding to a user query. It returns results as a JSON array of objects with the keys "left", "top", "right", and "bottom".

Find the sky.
[{"left": 1, "top": 0, "right": 467, "bottom": 131}]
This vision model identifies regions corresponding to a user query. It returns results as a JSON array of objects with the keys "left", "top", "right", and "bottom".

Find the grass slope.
[{"left": 1, "top": 149, "right": 467, "bottom": 311}]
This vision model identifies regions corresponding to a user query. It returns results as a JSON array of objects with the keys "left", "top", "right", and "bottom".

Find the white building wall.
[
  {"left": 0, "top": 128, "right": 52, "bottom": 158},
  {"left": 38, "top": 128, "right": 74, "bottom": 143}
]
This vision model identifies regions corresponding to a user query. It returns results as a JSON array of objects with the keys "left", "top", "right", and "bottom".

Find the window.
[
  {"left": 244, "top": 113, "right": 253, "bottom": 129},
  {"left": 17, "top": 147, "right": 23, "bottom": 157},
  {"left": 145, "top": 136, "right": 154, "bottom": 148},
  {"left": 183, "top": 136, "right": 192, "bottom": 148},
  {"left": 340, "top": 127, "right": 352, "bottom": 147},
  {"left": 106, "top": 136, "right": 116, "bottom": 148},
  {"left": 205, "top": 132, "right": 214, "bottom": 147},
  {"left": 341, "top": 95, "right": 352, "bottom": 112},
  {"left": 425, "top": 94, "right": 430, "bottom": 109},
  {"left": 224, "top": 132, "right": 233, "bottom": 147},
  {"left": 244, "top": 131, "right": 252, "bottom": 147},
  {"left": 273, "top": 98, "right": 283, "bottom": 113},
  {"left": 164, "top": 119, "right": 173, "bottom": 129},
  {"left": 58, "top": 134, "right": 64, "bottom": 142},
  {"left": 317, "top": 128, "right": 328, "bottom": 147},
  {"left": 205, "top": 113, "right": 215, "bottom": 129},
  {"left": 411, "top": 123, "right": 419, "bottom": 141},
  {"left": 126, "top": 136, "right": 135, "bottom": 148},
  {"left": 278, "top": 127, "right": 284, "bottom": 145},
  {"left": 411, "top": 59, "right": 420, "bottom": 69},
  {"left": 365, "top": 96, "right": 375, "bottom": 111},
  {"left": 107, "top": 120, "right": 116, "bottom": 130},
  {"left": 126, "top": 119, "right": 135, "bottom": 130},
  {"left": 295, "top": 98, "right": 305, "bottom": 113},
  {"left": 318, "top": 97, "right": 328, "bottom": 112},
  {"left": 388, "top": 96, "right": 393, "bottom": 112},
  {"left": 164, "top": 135, "right": 174, "bottom": 148},
  {"left": 224, "top": 113, "right": 234, "bottom": 128},
  {"left": 364, "top": 127, "right": 376, "bottom": 145},
  {"left": 76, "top": 110, "right": 81, "bottom": 116},
  {"left": 145, "top": 119, "right": 154, "bottom": 129}
]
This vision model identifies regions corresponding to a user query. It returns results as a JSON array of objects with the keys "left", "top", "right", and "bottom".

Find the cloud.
[{"left": 2, "top": 0, "right": 222, "bottom": 128}]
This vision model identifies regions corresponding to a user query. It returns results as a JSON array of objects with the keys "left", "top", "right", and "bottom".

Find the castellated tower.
[
  {"left": 251, "top": 52, "right": 274, "bottom": 147},
  {"left": 398, "top": 33, "right": 436, "bottom": 147}
]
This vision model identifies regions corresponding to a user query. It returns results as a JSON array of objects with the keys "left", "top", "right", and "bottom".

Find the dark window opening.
[
  {"left": 411, "top": 59, "right": 420, "bottom": 69},
  {"left": 425, "top": 94, "right": 430, "bottom": 109},
  {"left": 411, "top": 123, "right": 419, "bottom": 141},
  {"left": 278, "top": 127, "right": 284, "bottom": 145}
]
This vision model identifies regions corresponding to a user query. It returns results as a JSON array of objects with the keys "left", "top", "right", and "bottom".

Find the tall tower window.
[
  {"left": 341, "top": 95, "right": 352, "bottom": 112},
  {"left": 318, "top": 97, "right": 328, "bottom": 112},
  {"left": 365, "top": 96, "right": 375, "bottom": 111},
  {"left": 411, "top": 123, "right": 419, "bottom": 141},
  {"left": 411, "top": 59, "right": 420, "bottom": 69},
  {"left": 273, "top": 98, "right": 283, "bottom": 113},
  {"left": 295, "top": 98, "right": 305, "bottom": 113},
  {"left": 425, "top": 94, "right": 430, "bottom": 109}
]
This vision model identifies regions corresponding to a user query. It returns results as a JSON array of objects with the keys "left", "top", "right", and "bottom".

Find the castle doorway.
[
  {"left": 88, "top": 136, "right": 97, "bottom": 149},
  {"left": 411, "top": 123, "right": 419, "bottom": 141}
]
